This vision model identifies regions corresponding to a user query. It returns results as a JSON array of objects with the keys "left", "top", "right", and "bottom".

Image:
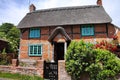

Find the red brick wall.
[
  {"left": 19, "top": 23, "right": 117, "bottom": 60},
  {"left": 95, "top": 24, "right": 107, "bottom": 38},
  {"left": 95, "top": 24, "right": 106, "bottom": 32},
  {"left": 21, "top": 29, "right": 29, "bottom": 39},
  {"left": 108, "top": 24, "right": 116, "bottom": 38}
]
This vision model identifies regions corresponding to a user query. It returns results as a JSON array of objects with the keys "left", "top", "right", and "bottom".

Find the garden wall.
[{"left": 0, "top": 59, "right": 44, "bottom": 78}]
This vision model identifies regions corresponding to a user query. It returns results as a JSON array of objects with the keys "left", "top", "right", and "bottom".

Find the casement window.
[
  {"left": 81, "top": 25, "right": 94, "bottom": 36},
  {"left": 29, "top": 28, "right": 40, "bottom": 38},
  {"left": 29, "top": 44, "right": 42, "bottom": 56}
]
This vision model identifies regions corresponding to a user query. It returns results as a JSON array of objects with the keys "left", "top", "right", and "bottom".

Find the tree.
[
  {"left": 0, "top": 23, "right": 20, "bottom": 53},
  {"left": 0, "top": 23, "right": 14, "bottom": 34},
  {"left": 0, "top": 32, "right": 6, "bottom": 39},
  {"left": 7, "top": 26, "right": 20, "bottom": 52},
  {"left": 65, "top": 40, "right": 120, "bottom": 80}
]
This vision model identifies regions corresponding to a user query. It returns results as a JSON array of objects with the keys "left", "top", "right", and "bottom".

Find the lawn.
[{"left": 0, "top": 72, "right": 43, "bottom": 80}]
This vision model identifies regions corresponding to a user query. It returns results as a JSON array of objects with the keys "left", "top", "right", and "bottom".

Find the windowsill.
[
  {"left": 81, "top": 35, "right": 94, "bottom": 37},
  {"left": 29, "top": 55, "right": 42, "bottom": 57},
  {"left": 28, "top": 37, "right": 40, "bottom": 39}
]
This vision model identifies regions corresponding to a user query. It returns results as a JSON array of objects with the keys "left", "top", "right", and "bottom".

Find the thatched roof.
[{"left": 17, "top": 5, "right": 112, "bottom": 28}]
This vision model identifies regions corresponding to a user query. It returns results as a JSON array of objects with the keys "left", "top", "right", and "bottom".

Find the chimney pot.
[
  {"left": 29, "top": 4, "right": 36, "bottom": 12},
  {"left": 97, "top": 0, "right": 102, "bottom": 6}
]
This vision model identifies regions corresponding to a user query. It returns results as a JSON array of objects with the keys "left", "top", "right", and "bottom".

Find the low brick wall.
[
  {"left": 0, "top": 65, "right": 11, "bottom": 72},
  {"left": 0, "top": 59, "right": 44, "bottom": 78}
]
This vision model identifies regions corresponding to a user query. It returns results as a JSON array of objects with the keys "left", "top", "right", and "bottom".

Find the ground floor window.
[{"left": 28, "top": 44, "right": 42, "bottom": 56}]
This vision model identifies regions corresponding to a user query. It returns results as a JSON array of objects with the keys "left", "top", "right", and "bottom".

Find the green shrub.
[{"left": 65, "top": 40, "right": 120, "bottom": 80}]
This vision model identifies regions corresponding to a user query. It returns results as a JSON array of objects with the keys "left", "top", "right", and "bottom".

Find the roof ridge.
[{"left": 29, "top": 5, "right": 101, "bottom": 13}]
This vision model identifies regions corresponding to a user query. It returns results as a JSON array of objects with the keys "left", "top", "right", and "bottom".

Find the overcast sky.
[{"left": 0, "top": 0, "right": 120, "bottom": 27}]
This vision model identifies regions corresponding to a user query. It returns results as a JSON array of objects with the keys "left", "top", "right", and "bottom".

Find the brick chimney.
[
  {"left": 29, "top": 4, "right": 36, "bottom": 12},
  {"left": 97, "top": 0, "right": 102, "bottom": 6}
]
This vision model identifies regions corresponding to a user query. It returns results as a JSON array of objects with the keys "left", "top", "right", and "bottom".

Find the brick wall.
[
  {"left": 19, "top": 23, "right": 117, "bottom": 60},
  {"left": 108, "top": 24, "right": 116, "bottom": 38},
  {"left": 19, "top": 39, "right": 53, "bottom": 61},
  {"left": 0, "top": 59, "right": 44, "bottom": 78},
  {"left": 20, "top": 23, "right": 116, "bottom": 40}
]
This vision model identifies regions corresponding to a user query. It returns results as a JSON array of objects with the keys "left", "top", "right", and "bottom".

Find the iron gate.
[{"left": 44, "top": 61, "right": 58, "bottom": 80}]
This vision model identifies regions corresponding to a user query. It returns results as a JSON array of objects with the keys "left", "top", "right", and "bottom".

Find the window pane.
[
  {"left": 38, "top": 46, "right": 41, "bottom": 54},
  {"left": 30, "top": 29, "right": 34, "bottom": 38},
  {"left": 91, "top": 27, "right": 94, "bottom": 35},
  {"left": 34, "top": 45, "right": 37, "bottom": 54},
  {"left": 35, "top": 29, "right": 40, "bottom": 37},
  {"left": 82, "top": 27, "right": 85, "bottom": 36},
  {"left": 30, "top": 46, "right": 33, "bottom": 54}
]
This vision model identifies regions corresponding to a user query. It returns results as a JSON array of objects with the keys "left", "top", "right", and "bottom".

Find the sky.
[{"left": 0, "top": 0, "right": 120, "bottom": 27}]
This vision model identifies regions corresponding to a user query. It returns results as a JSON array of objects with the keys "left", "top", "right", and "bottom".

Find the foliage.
[
  {"left": 0, "top": 49, "right": 11, "bottom": 65},
  {"left": 7, "top": 26, "right": 20, "bottom": 52},
  {"left": 0, "top": 49, "right": 8, "bottom": 65},
  {"left": 0, "top": 23, "right": 13, "bottom": 34},
  {"left": 87, "top": 49, "right": 120, "bottom": 80},
  {"left": 65, "top": 40, "right": 120, "bottom": 80},
  {"left": 0, "top": 23, "right": 20, "bottom": 53},
  {"left": 0, "top": 48, "right": 18, "bottom": 65},
  {"left": 65, "top": 40, "right": 94, "bottom": 79},
  {"left": 94, "top": 40, "right": 118, "bottom": 52},
  {"left": 94, "top": 38, "right": 120, "bottom": 58},
  {"left": 0, "top": 72, "right": 43, "bottom": 80},
  {"left": 112, "top": 35, "right": 118, "bottom": 40}
]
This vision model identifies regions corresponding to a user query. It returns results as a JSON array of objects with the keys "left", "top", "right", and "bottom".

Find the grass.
[{"left": 0, "top": 72, "right": 43, "bottom": 80}]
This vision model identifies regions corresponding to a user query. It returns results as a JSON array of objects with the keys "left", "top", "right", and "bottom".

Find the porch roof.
[{"left": 48, "top": 27, "right": 71, "bottom": 42}]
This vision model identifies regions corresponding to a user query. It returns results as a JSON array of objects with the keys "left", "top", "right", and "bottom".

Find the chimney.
[
  {"left": 29, "top": 4, "right": 36, "bottom": 12},
  {"left": 97, "top": 0, "right": 102, "bottom": 6}
]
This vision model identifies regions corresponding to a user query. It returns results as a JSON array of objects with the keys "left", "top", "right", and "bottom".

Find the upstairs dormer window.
[
  {"left": 81, "top": 25, "right": 94, "bottom": 36},
  {"left": 29, "top": 28, "right": 40, "bottom": 38}
]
